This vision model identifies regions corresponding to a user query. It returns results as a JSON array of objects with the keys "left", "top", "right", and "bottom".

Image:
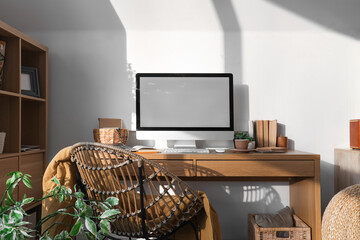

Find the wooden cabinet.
[
  {"left": 0, "top": 20, "right": 48, "bottom": 211},
  {"left": 334, "top": 148, "right": 360, "bottom": 193}
]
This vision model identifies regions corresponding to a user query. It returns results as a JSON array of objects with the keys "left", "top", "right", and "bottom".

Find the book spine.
[
  {"left": 264, "top": 120, "right": 269, "bottom": 147},
  {"left": 269, "top": 120, "right": 278, "bottom": 147},
  {"left": 258, "top": 120, "right": 264, "bottom": 148}
]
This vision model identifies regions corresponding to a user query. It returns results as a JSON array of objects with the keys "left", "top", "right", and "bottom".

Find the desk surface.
[
  {"left": 139, "top": 149, "right": 321, "bottom": 240},
  {"left": 140, "top": 149, "right": 320, "bottom": 159}
]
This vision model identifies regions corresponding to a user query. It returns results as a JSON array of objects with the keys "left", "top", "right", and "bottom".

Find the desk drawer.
[
  {"left": 145, "top": 160, "right": 194, "bottom": 177},
  {"left": 196, "top": 160, "right": 314, "bottom": 177}
]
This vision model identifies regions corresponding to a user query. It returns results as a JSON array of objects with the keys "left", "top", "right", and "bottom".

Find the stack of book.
[{"left": 251, "top": 120, "right": 277, "bottom": 148}]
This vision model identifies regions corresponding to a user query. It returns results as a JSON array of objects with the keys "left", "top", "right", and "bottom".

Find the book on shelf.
[{"left": 21, "top": 145, "right": 40, "bottom": 152}]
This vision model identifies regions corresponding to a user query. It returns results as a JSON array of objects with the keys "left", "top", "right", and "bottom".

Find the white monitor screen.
[{"left": 136, "top": 73, "right": 233, "bottom": 130}]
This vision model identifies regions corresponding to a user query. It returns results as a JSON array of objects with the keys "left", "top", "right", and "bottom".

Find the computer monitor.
[{"left": 136, "top": 73, "right": 234, "bottom": 148}]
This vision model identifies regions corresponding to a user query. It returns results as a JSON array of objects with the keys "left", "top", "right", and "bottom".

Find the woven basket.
[
  {"left": 93, "top": 128, "right": 128, "bottom": 145},
  {"left": 248, "top": 214, "right": 311, "bottom": 240}
]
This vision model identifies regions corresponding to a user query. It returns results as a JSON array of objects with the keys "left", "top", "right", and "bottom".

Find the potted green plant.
[
  {"left": 234, "top": 131, "right": 254, "bottom": 149},
  {"left": 0, "top": 171, "right": 120, "bottom": 239}
]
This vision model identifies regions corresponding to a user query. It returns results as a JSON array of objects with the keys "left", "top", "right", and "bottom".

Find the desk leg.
[{"left": 290, "top": 166, "right": 321, "bottom": 240}]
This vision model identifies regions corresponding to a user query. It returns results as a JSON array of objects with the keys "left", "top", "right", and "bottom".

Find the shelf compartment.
[
  {"left": 0, "top": 89, "right": 19, "bottom": 97},
  {"left": 21, "top": 99, "right": 46, "bottom": 149},
  {"left": 21, "top": 40, "right": 47, "bottom": 99},
  {"left": 0, "top": 36, "right": 20, "bottom": 93},
  {"left": 0, "top": 94, "right": 19, "bottom": 153},
  {"left": 21, "top": 94, "right": 45, "bottom": 102}
]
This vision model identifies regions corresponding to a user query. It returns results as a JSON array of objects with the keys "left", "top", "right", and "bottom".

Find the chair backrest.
[{"left": 70, "top": 142, "right": 203, "bottom": 238}]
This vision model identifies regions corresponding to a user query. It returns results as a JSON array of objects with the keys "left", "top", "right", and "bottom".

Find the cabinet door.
[
  {"left": 19, "top": 153, "right": 44, "bottom": 201},
  {"left": 0, "top": 157, "right": 19, "bottom": 201}
]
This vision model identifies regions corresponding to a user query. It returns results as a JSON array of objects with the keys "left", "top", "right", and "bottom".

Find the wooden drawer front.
[
  {"left": 19, "top": 153, "right": 44, "bottom": 200},
  {"left": 0, "top": 157, "right": 19, "bottom": 200},
  {"left": 145, "top": 160, "right": 194, "bottom": 177},
  {"left": 196, "top": 160, "right": 314, "bottom": 177}
]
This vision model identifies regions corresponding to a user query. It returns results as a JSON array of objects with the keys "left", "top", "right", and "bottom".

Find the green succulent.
[{"left": 234, "top": 131, "right": 254, "bottom": 141}]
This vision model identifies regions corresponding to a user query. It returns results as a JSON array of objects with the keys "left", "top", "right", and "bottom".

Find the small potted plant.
[{"left": 234, "top": 131, "right": 254, "bottom": 149}]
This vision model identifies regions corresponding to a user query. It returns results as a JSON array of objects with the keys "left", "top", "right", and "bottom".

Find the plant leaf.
[
  {"left": 100, "top": 219, "right": 110, "bottom": 236},
  {"left": 86, "top": 232, "right": 96, "bottom": 240},
  {"left": 54, "top": 230, "right": 72, "bottom": 240},
  {"left": 75, "top": 199, "right": 85, "bottom": 211},
  {"left": 105, "top": 197, "right": 119, "bottom": 206},
  {"left": 74, "top": 191, "right": 84, "bottom": 198},
  {"left": 10, "top": 210, "right": 23, "bottom": 223},
  {"left": 22, "top": 197, "right": 34, "bottom": 205},
  {"left": 4, "top": 230, "right": 16, "bottom": 240},
  {"left": 39, "top": 235, "right": 52, "bottom": 240},
  {"left": 99, "top": 202, "right": 111, "bottom": 211},
  {"left": 22, "top": 175, "right": 32, "bottom": 189},
  {"left": 85, "top": 217, "right": 97, "bottom": 236},
  {"left": 52, "top": 176, "right": 61, "bottom": 185},
  {"left": 84, "top": 204, "right": 93, "bottom": 217},
  {"left": 69, "top": 218, "right": 83, "bottom": 236},
  {"left": 100, "top": 209, "right": 120, "bottom": 219},
  {"left": 20, "top": 229, "right": 33, "bottom": 238}
]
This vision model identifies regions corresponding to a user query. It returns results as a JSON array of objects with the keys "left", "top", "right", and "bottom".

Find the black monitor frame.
[{"left": 136, "top": 73, "right": 234, "bottom": 131}]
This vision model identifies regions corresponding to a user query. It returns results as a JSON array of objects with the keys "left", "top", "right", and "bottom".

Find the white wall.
[{"left": 1, "top": 0, "right": 360, "bottom": 239}]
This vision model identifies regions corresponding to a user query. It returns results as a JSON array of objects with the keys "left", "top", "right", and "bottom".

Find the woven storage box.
[
  {"left": 248, "top": 214, "right": 311, "bottom": 240},
  {"left": 93, "top": 128, "right": 128, "bottom": 145}
]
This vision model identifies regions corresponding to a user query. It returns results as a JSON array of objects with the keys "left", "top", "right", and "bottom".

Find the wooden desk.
[{"left": 139, "top": 150, "right": 321, "bottom": 240}]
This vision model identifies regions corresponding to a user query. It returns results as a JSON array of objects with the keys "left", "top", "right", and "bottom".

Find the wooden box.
[
  {"left": 350, "top": 120, "right": 360, "bottom": 149},
  {"left": 248, "top": 214, "right": 311, "bottom": 240}
]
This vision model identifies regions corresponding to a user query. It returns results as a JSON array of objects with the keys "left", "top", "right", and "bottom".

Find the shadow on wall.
[
  {"left": 0, "top": 0, "right": 124, "bottom": 32},
  {"left": 0, "top": 0, "right": 133, "bottom": 159},
  {"left": 277, "top": 123, "right": 295, "bottom": 150},
  {"left": 212, "top": 0, "right": 249, "bottom": 132},
  {"left": 321, "top": 159, "right": 336, "bottom": 213},
  {"left": 44, "top": 0, "right": 131, "bottom": 159},
  {"left": 267, "top": 0, "right": 360, "bottom": 39}
]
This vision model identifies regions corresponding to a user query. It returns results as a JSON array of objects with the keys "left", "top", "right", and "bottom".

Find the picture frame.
[{"left": 21, "top": 66, "right": 40, "bottom": 97}]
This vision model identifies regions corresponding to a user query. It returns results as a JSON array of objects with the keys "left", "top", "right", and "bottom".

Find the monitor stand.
[
  {"left": 154, "top": 140, "right": 196, "bottom": 149},
  {"left": 173, "top": 140, "right": 196, "bottom": 148}
]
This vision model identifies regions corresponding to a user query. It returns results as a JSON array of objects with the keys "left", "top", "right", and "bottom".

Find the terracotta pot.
[{"left": 234, "top": 139, "right": 249, "bottom": 149}]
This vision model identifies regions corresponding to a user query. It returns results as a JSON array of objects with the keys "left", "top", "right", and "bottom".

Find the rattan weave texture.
[
  {"left": 70, "top": 142, "right": 203, "bottom": 239},
  {"left": 322, "top": 184, "right": 360, "bottom": 240}
]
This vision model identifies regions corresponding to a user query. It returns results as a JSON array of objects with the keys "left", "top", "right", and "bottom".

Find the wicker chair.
[{"left": 70, "top": 142, "right": 204, "bottom": 239}]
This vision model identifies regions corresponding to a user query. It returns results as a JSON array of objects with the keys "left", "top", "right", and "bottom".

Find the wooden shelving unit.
[{"left": 0, "top": 20, "right": 48, "bottom": 210}]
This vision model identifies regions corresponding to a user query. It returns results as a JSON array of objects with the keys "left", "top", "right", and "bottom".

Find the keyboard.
[{"left": 162, "top": 148, "right": 210, "bottom": 154}]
